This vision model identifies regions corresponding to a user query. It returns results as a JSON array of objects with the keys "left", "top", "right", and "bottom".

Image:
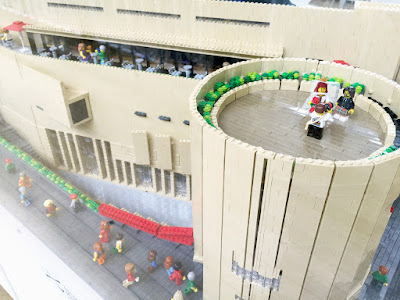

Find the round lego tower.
[{"left": 190, "top": 58, "right": 400, "bottom": 300}]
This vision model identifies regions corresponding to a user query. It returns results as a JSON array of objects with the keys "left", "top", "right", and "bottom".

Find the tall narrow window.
[
  {"left": 135, "top": 164, "right": 153, "bottom": 188},
  {"left": 46, "top": 129, "right": 64, "bottom": 167},
  {"left": 164, "top": 170, "right": 171, "bottom": 194},
  {"left": 174, "top": 173, "right": 187, "bottom": 197}
]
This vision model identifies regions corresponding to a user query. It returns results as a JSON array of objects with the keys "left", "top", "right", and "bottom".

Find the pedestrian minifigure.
[
  {"left": 69, "top": 193, "right": 82, "bottom": 213},
  {"left": 147, "top": 250, "right": 157, "bottom": 273},
  {"left": 99, "top": 220, "right": 112, "bottom": 243},
  {"left": 123, "top": 263, "right": 139, "bottom": 288},
  {"left": 113, "top": 232, "right": 124, "bottom": 253},
  {"left": 93, "top": 242, "right": 106, "bottom": 265},
  {"left": 95, "top": 45, "right": 108, "bottom": 65},
  {"left": 5, "top": 158, "right": 15, "bottom": 173},
  {"left": 78, "top": 43, "right": 90, "bottom": 63},
  {"left": 44, "top": 199, "right": 59, "bottom": 217},
  {"left": 164, "top": 256, "right": 174, "bottom": 276},
  {"left": 169, "top": 262, "right": 184, "bottom": 286},
  {"left": 371, "top": 265, "right": 389, "bottom": 286},
  {"left": 19, "top": 172, "right": 32, "bottom": 188},
  {"left": 184, "top": 271, "right": 198, "bottom": 295},
  {"left": 19, "top": 186, "right": 27, "bottom": 204}
]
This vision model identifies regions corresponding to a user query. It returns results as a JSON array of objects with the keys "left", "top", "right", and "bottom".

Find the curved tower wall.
[{"left": 190, "top": 58, "right": 400, "bottom": 300}]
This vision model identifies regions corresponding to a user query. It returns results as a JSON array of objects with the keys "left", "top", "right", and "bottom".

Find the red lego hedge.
[{"left": 157, "top": 226, "right": 194, "bottom": 246}]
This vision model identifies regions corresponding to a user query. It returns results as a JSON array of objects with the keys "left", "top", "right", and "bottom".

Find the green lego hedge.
[{"left": 0, "top": 136, "right": 100, "bottom": 212}]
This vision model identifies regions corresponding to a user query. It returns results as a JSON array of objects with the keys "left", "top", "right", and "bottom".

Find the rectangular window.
[
  {"left": 104, "top": 141, "right": 115, "bottom": 180},
  {"left": 46, "top": 129, "right": 64, "bottom": 167},
  {"left": 196, "top": 16, "right": 269, "bottom": 27},
  {"left": 67, "top": 133, "right": 80, "bottom": 172},
  {"left": 95, "top": 139, "right": 107, "bottom": 179},
  {"left": 135, "top": 164, "right": 153, "bottom": 188},
  {"left": 58, "top": 131, "right": 72, "bottom": 169},
  {"left": 174, "top": 173, "right": 187, "bottom": 198},
  {"left": 116, "top": 9, "right": 180, "bottom": 19},
  {"left": 164, "top": 170, "right": 171, "bottom": 194},
  {"left": 76, "top": 135, "right": 98, "bottom": 175},
  {"left": 155, "top": 168, "right": 162, "bottom": 192},
  {"left": 48, "top": 2, "right": 104, "bottom": 12},
  {"left": 116, "top": 160, "right": 124, "bottom": 183},
  {"left": 125, "top": 162, "right": 133, "bottom": 185}
]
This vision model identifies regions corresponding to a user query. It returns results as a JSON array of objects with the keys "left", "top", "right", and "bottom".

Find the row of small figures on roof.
[
  {"left": 37, "top": 42, "right": 208, "bottom": 79},
  {"left": 95, "top": 220, "right": 199, "bottom": 299},
  {"left": 304, "top": 79, "right": 356, "bottom": 140}
]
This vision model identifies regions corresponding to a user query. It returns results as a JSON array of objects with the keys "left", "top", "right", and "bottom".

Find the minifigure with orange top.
[
  {"left": 93, "top": 242, "right": 106, "bottom": 265},
  {"left": 44, "top": 199, "right": 59, "bottom": 217},
  {"left": 19, "top": 172, "right": 32, "bottom": 188},
  {"left": 99, "top": 220, "right": 112, "bottom": 243}
]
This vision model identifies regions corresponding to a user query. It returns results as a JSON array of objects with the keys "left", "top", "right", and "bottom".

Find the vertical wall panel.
[
  {"left": 301, "top": 161, "right": 374, "bottom": 300},
  {"left": 219, "top": 139, "right": 256, "bottom": 300},
  {"left": 270, "top": 159, "right": 335, "bottom": 300},
  {"left": 202, "top": 126, "right": 227, "bottom": 300},
  {"left": 178, "top": 140, "right": 191, "bottom": 175},
  {"left": 154, "top": 135, "right": 172, "bottom": 170},
  {"left": 250, "top": 154, "right": 294, "bottom": 300},
  {"left": 57, "top": 131, "right": 72, "bottom": 169},
  {"left": 132, "top": 130, "right": 150, "bottom": 165},
  {"left": 329, "top": 155, "right": 400, "bottom": 299}
]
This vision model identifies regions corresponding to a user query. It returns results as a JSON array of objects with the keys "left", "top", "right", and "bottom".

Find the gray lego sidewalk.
[{"left": 0, "top": 119, "right": 202, "bottom": 300}]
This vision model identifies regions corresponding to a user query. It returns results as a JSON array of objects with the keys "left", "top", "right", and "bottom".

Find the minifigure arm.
[
  {"left": 93, "top": 252, "right": 98, "bottom": 261},
  {"left": 192, "top": 287, "right": 199, "bottom": 293},
  {"left": 348, "top": 109, "right": 354, "bottom": 114},
  {"left": 384, "top": 283, "right": 388, "bottom": 286},
  {"left": 1, "top": 34, "right": 7, "bottom": 41},
  {"left": 116, "top": 243, "right": 122, "bottom": 252},
  {"left": 80, "top": 51, "right": 86, "bottom": 59},
  {"left": 99, "top": 229, "right": 104, "bottom": 238}
]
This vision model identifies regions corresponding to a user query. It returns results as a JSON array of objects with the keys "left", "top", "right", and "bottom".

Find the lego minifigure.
[
  {"left": 19, "top": 172, "right": 32, "bottom": 188},
  {"left": 305, "top": 103, "right": 332, "bottom": 140},
  {"left": 95, "top": 45, "right": 108, "bottom": 65},
  {"left": 333, "top": 86, "right": 355, "bottom": 122},
  {"left": 69, "top": 193, "right": 82, "bottom": 213},
  {"left": 19, "top": 186, "right": 28, "bottom": 204},
  {"left": 1, "top": 29, "right": 12, "bottom": 46},
  {"left": 5, "top": 158, "right": 15, "bottom": 173},
  {"left": 308, "top": 81, "right": 333, "bottom": 113},
  {"left": 113, "top": 232, "right": 124, "bottom": 253},
  {"left": 78, "top": 43, "right": 90, "bottom": 63},
  {"left": 184, "top": 271, "right": 199, "bottom": 295},
  {"left": 99, "top": 220, "right": 112, "bottom": 243},
  {"left": 371, "top": 265, "right": 389, "bottom": 286},
  {"left": 44, "top": 199, "right": 59, "bottom": 217},
  {"left": 171, "top": 290, "right": 184, "bottom": 300},
  {"left": 122, "top": 263, "right": 139, "bottom": 288},
  {"left": 169, "top": 262, "right": 185, "bottom": 286},
  {"left": 93, "top": 242, "right": 106, "bottom": 265},
  {"left": 164, "top": 256, "right": 174, "bottom": 276},
  {"left": 147, "top": 250, "right": 157, "bottom": 273},
  {"left": 86, "top": 45, "right": 92, "bottom": 55}
]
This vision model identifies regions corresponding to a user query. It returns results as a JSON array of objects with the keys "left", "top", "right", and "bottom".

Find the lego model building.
[{"left": 0, "top": 0, "right": 399, "bottom": 300}]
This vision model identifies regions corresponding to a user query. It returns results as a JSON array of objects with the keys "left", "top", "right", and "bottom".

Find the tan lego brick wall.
[{"left": 1, "top": 1, "right": 400, "bottom": 78}]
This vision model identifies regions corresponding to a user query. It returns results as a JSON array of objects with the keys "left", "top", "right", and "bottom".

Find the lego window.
[
  {"left": 121, "top": 44, "right": 134, "bottom": 64},
  {"left": 155, "top": 168, "right": 162, "bottom": 192},
  {"left": 146, "top": 47, "right": 161, "bottom": 69},
  {"left": 107, "top": 43, "right": 122, "bottom": 65},
  {"left": 191, "top": 54, "right": 207, "bottom": 77},
  {"left": 134, "top": 164, "right": 153, "bottom": 188},
  {"left": 132, "top": 46, "right": 147, "bottom": 71},
  {"left": 76, "top": 136, "right": 99, "bottom": 176},
  {"left": 174, "top": 173, "right": 187, "bottom": 198},
  {"left": 46, "top": 129, "right": 64, "bottom": 167},
  {"left": 69, "top": 99, "right": 89, "bottom": 124},
  {"left": 164, "top": 170, "right": 172, "bottom": 194}
]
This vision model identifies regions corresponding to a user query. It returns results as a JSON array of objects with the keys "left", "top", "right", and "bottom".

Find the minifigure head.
[
  {"left": 315, "top": 103, "right": 327, "bottom": 115},
  {"left": 86, "top": 45, "right": 92, "bottom": 52},
  {"left": 147, "top": 250, "right": 157, "bottom": 263},
  {"left": 314, "top": 82, "right": 328, "bottom": 94},
  {"left": 93, "top": 242, "right": 103, "bottom": 253},
  {"left": 343, "top": 86, "right": 355, "bottom": 99},
  {"left": 379, "top": 265, "right": 388, "bottom": 275},
  {"left": 100, "top": 45, "right": 106, "bottom": 53},
  {"left": 44, "top": 199, "right": 53, "bottom": 207},
  {"left": 164, "top": 256, "right": 173, "bottom": 269},
  {"left": 78, "top": 43, "right": 85, "bottom": 52},
  {"left": 116, "top": 232, "right": 124, "bottom": 241},
  {"left": 125, "top": 263, "right": 135, "bottom": 275},
  {"left": 100, "top": 220, "right": 110, "bottom": 230},
  {"left": 173, "top": 262, "right": 182, "bottom": 271},
  {"left": 20, "top": 172, "right": 26, "bottom": 177},
  {"left": 5, "top": 158, "right": 11, "bottom": 164},
  {"left": 187, "top": 271, "right": 195, "bottom": 281},
  {"left": 3, "top": 29, "right": 9, "bottom": 34},
  {"left": 69, "top": 194, "right": 78, "bottom": 202}
]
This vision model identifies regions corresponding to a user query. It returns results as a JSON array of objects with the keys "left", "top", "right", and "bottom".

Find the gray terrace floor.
[
  {"left": 218, "top": 90, "right": 384, "bottom": 161},
  {"left": 0, "top": 118, "right": 202, "bottom": 300}
]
